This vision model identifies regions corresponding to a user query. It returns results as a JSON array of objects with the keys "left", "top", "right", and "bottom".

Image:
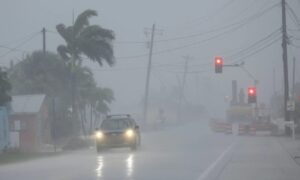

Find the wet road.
[{"left": 0, "top": 120, "right": 236, "bottom": 180}]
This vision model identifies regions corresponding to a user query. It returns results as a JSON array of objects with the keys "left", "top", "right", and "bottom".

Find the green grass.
[{"left": 0, "top": 152, "right": 59, "bottom": 165}]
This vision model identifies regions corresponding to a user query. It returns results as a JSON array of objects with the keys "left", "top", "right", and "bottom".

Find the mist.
[{"left": 1, "top": 1, "right": 300, "bottom": 180}]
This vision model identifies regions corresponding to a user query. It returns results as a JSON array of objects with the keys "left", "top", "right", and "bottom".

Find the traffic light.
[
  {"left": 214, "top": 57, "right": 223, "bottom": 73},
  {"left": 247, "top": 87, "right": 257, "bottom": 103}
]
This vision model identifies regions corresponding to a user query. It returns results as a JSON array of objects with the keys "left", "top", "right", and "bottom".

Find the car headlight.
[
  {"left": 125, "top": 129, "right": 135, "bottom": 138},
  {"left": 95, "top": 131, "right": 104, "bottom": 139}
]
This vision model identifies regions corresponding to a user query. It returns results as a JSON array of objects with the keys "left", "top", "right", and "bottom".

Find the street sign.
[{"left": 287, "top": 100, "right": 295, "bottom": 111}]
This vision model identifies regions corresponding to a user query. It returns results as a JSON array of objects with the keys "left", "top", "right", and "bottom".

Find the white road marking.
[{"left": 197, "top": 141, "right": 236, "bottom": 180}]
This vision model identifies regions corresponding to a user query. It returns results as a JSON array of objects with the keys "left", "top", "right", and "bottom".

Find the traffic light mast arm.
[
  {"left": 239, "top": 65, "right": 259, "bottom": 91},
  {"left": 223, "top": 64, "right": 240, "bottom": 67},
  {"left": 223, "top": 61, "right": 244, "bottom": 67},
  {"left": 223, "top": 61, "right": 258, "bottom": 83}
]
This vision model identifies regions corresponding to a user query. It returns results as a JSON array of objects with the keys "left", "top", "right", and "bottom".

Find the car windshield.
[{"left": 101, "top": 119, "right": 131, "bottom": 130}]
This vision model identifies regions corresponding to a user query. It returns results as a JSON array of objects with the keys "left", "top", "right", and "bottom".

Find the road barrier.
[
  {"left": 237, "top": 124, "right": 256, "bottom": 135},
  {"left": 210, "top": 119, "right": 257, "bottom": 136},
  {"left": 210, "top": 119, "right": 232, "bottom": 134}
]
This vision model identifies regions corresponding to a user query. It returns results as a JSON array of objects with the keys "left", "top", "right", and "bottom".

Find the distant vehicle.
[{"left": 95, "top": 114, "right": 141, "bottom": 152}]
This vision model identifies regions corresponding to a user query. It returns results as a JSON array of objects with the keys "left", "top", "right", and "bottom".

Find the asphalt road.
[{"left": 0, "top": 120, "right": 236, "bottom": 180}]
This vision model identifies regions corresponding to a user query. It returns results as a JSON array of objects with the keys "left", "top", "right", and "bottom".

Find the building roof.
[{"left": 11, "top": 94, "right": 46, "bottom": 114}]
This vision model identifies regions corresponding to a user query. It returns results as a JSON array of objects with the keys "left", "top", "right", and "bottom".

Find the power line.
[
  {"left": 290, "top": 35, "right": 300, "bottom": 41},
  {"left": 115, "top": 2, "right": 280, "bottom": 59},
  {"left": 46, "top": 2, "right": 279, "bottom": 58},
  {"left": 88, "top": 35, "right": 281, "bottom": 73},
  {"left": 0, "top": 31, "right": 40, "bottom": 58},
  {"left": 286, "top": 3, "right": 300, "bottom": 27},
  {"left": 225, "top": 28, "right": 281, "bottom": 60},
  {"left": 117, "top": 2, "right": 279, "bottom": 45},
  {"left": 183, "top": 0, "right": 237, "bottom": 25},
  {"left": 231, "top": 36, "right": 281, "bottom": 63},
  {"left": 0, "top": 45, "right": 27, "bottom": 53},
  {"left": 290, "top": 43, "right": 300, "bottom": 48},
  {"left": 1, "top": 31, "right": 41, "bottom": 47}
]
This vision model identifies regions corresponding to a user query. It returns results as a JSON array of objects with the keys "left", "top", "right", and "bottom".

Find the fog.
[
  {"left": 1, "top": 1, "right": 300, "bottom": 179},
  {"left": 1, "top": 0, "right": 299, "bottom": 119}
]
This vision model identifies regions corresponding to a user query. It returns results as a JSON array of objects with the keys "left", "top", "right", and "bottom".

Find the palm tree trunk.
[
  {"left": 90, "top": 103, "right": 93, "bottom": 134},
  {"left": 80, "top": 109, "right": 87, "bottom": 137},
  {"left": 70, "top": 53, "right": 79, "bottom": 136}
]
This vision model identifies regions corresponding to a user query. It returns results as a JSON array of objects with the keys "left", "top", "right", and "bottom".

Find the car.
[{"left": 95, "top": 114, "right": 141, "bottom": 152}]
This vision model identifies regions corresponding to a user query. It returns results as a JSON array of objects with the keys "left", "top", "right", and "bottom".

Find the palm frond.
[
  {"left": 80, "top": 25, "right": 115, "bottom": 40},
  {"left": 73, "top": 9, "right": 97, "bottom": 36},
  {"left": 57, "top": 45, "right": 71, "bottom": 60},
  {"left": 78, "top": 39, "right": 114, "bottom": 66},
  {"left": 56, "top": 24, "right": 73, "bottom": 43},
  {"left": 56, "top": 9, "right": 115, "bottom": 68},
  {"left": 100, "top": 88, "right": 114, "bottom": 103}
]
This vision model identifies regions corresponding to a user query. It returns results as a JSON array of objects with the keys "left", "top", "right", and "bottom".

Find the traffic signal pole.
[{"left": 281, "top": 0, "right": 291, "bottom": 133}]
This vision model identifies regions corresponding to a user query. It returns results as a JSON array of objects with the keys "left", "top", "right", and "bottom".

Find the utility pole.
[
  {"left": 281, "top": 0, "right": 290, "bottom": 133},
  {"left": 42, "top": 27, "right": 46, "bottom": 55},
  {"left": 143, "top": 24, "right": 156, "bottom": 125},
  {"left": 177, "top": 56, "right": 190, "bottom": 122},
  {"left": 292, "top": 57, "right": 296, "bottom": 99},
  {"left": 52, "top": 98, "right": 57, "bottom": 152},
  {"left": 273, "top": 68, "right": 276, "bottom": 95}
]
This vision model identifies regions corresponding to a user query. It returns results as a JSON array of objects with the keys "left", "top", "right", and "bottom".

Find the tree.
[
  {"left": 9, "top": 51, "right": 69, "bottom": 96},
  {"left": 56, "top": 9, "right": 115, "bottom": 66},
  {"left": 56, "top": 9, "right": 115, "bottom": 131},
  {"left": 0, "top": 67, "right": 11, "bottom": 106},
  {"left": 9, "top": 50, "right": 114, "bottom": 137},
  {"left": 78, "top": 82, "right": 114, "bottom": 134}
]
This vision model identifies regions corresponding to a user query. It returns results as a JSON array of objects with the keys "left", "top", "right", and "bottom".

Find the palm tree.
[
  {"left": 92, "top": 87, "right": 114, "bottom": 130},
  {"left": 56, "top": 9, "right": 115, "bottom": 66},
  {"left": 56, "top": 9, "right": 115, "bottom": 133}
]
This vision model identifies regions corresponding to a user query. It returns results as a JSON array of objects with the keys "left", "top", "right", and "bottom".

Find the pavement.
[
  {"left": 217, "top": 136, "right": 300, "bottom": 180},
  {"left": 1, "top": 120, "right": 300, "bottom": 180},
  {"left": 278, "top": 136, "right": 300, "bottom": 166}
]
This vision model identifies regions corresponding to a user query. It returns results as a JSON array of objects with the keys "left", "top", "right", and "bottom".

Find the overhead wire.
[
  {"left": 230, "top": 36, "right": 282, "bottom": 64},
  {"left": 33, "top": 2, "right": 280, "bottom": 73},
  {"left": 92, "top": 29, "right": 281, "bottom": 73},
  {"left": 0, "top": 45, "right": 27, "bottom": 53},
  {"left": 45, "top": 2, "right": 279, "bottom": 46},
  {"left": 286, "top": 3, "right": 300, "bottom": 28},
  {"left": 225, "top": 28, "right": 282, "bottom": 60},
  {"left": 116, "top": 1, "right": 279, "bottom": 45},
  {"left": 183, "top": 0, "right": 237, "bottom": 25},
  {"left": 291, "top": 43, "right": 300, "bottom": 48},
  {"left": 1, "top": 31, "right": 41, "bottom": 47},
  {"left": 44, "top": 2, "right": 280, "bottom": 62},
  {"left": 0, "top": 31, "right": 41, "bottom": 58},
  {"left": 116, "top": 2, "right": 280, "bottom": 60}
]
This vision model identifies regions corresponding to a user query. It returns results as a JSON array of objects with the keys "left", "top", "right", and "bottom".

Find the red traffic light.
[
  {"left": 214, "top": 57, "right": 223, "bottom": 73},
  {"left": 248, "top": 88, "right": 255, "bottom": 95},
  {"left": 215, "top": 57, "right": 223, "bottom": 65},
  {"left": 247, "top": 87, "right": 257, "bottom": 103}
]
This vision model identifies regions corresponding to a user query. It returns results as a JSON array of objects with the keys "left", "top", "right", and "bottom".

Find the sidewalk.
[
  {"left": 278, "top": 136, "right": 300, "bottom": 166},
  {"left": 218, "top": 136, "right": 300, "bottom": 180}
]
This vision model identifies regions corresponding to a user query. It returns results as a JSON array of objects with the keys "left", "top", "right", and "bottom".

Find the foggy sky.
[{"left": 0, "top": 0, "right": 299, "bottom": 116}]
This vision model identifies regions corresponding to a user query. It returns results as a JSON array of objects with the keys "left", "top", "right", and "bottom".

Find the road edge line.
[{"left": 197, "top": 141, "right": 236, "bottom": 180}]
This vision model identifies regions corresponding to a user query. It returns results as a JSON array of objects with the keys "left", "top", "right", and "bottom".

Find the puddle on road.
[{"left": 95, "top": 152, "right": 135, "bottom": 179}]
